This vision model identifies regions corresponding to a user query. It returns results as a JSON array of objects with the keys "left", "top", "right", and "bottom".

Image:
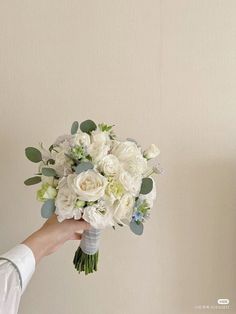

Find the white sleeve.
[{"left": 0, "top": 244, "right": 36, "bottom": 314}]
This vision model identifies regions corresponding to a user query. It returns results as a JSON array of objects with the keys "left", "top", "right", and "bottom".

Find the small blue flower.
[{"left": 133, "top": 211, "right": 143, "bottom": 222}]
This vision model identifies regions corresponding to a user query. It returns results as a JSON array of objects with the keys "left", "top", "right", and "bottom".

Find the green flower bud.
[{"left": 37, "top": 183, "right": 57, "bottom": 202}]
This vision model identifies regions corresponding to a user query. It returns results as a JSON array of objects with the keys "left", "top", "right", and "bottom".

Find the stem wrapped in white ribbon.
[{"left": 73, "top": 228, "right": 102, "bottom": 274}]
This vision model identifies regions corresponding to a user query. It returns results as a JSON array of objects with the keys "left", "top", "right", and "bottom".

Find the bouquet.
[{"left": 24, "top": 120, "right": 161, "bottom": 274}]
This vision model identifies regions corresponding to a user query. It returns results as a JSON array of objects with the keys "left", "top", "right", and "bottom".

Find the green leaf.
[
  {"left": 46, "top": 159, "right": 55, "bottom": 165},
  {"left": 24, "top": 176, "right": 41, "bottom": 186},
  {"left": 71, "top": 121, "right": 79, "bottom": 135},
  {"left": 129, "top": 221, "right": 144, "bottom": 235},
  {"left": 42, "top": 167, "right": 57, "bottom": 177},
  {"left": 75, "top": 162, "right": 94, "bottom": 174},
  {"left": 140, "top": 177, "right": 153, "bottom": 195},
  {"left": 80, "top": 119, "right": 97, "bottom": 134},
  {"left": 25, "top": 147, "right": 42, "bottom": 163},
  {"left": 41, "top": 199, "right": 55, "bottom": 218}
]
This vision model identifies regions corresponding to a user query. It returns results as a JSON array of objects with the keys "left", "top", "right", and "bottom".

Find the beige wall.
[{"left": 0, "top": 1, "right": 235, "bottom": 313}]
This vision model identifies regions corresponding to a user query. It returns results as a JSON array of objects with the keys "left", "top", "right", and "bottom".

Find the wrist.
[{"left": 22, "top": 229, "right": 51, "bottom": 264}]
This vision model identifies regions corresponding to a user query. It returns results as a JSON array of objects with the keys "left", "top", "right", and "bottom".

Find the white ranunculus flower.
[
  {"left": 70, "top": 170, "right": 108, "bottom": 201},
  {"left": 139, "top": 178, "right": 157, "bottom": 208},
  {"left": 91, "top": 129, "right": 110, "bottom": 145},
  {"left": 82, "top": 204, "right": 114, "bottom": 229},
  {"left": 143, "top": 144, "right": 160, "bottom": 159},
  {"left": 111, "top": 141, "right": 141, "bottom": 161},
  {"left": 113, "top": 193, "right": 135, "bottom": 225},
  {"left": 55, "top": 175, "right": 81, "bottom": 222},
  {"left": 112, "top": 141, "right": 147, "bottom": 175},
  {"left": 73, "top": 131, "right": 91, "bottom": 147},
  {"left": 122, "top": 155, "right": 147, "bottom": 177},
  {"left": 118, "top": 171, "right": 142, "bottom": 197},
  {"left": 98, "top": 154, "right": 121, "bottom": 176},
  {"left": 87, "top": 142, "right": 110, "bottom": 163}
]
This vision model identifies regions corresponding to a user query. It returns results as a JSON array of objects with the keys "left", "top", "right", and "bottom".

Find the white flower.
[
  {"left": 55, "top": 175, "right": 81, "bottom": 222},
  {"left": 111, "top": 141, "right": 141, "bottom": 161},
  {"left": 139, "top": 178, "right": 156, "bottom": 208},
  {"left": 143, "top": 144, "right": 160, "bottom": 159},
  {"left": 113, "top": 193, "right": 135, "bottom": 225},
  {"left": 91, "top": 129, "right": 110, "bottom": 145},
  {"left": 118, "top": 171, "right": 142, "bottom": 197},
  {"left": 98, "top": 154, "right": 121, "bottom": 176},
  {"left": 87, "top": 142, "right": 110, "bottom": 163},
  {"left": 112, "top": 141, "right": 147, "bottom": 175},
  {"left": 73, "top": 131, "right": 90, "bottom": 147},
  {"left": 54, "top": 134, "right": 74, "bottom": 147},
  {"left": 70, "top": 170, "right": 108, "bottom": 201},
  {"left": 122, "top": 156, "right": 147, "bottom": 177},
  {"left": 87, "top": 129, "right": 111, "bottom": 163},
  {"left": 51, "top": 142, "right": 73, "bottom": 177},
  {"left": 83, "top": 204, "right": 113, "bottom": 229}
]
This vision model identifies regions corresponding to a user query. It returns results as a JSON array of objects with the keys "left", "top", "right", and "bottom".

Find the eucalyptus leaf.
[
  {"left": 75, "top": 162, "right": 94, "bottom": 174},
  {"left": 24, "top": 176, "right": 41, "bottom": 186},
  {"left": 71, "top": 121, "right": 79, "bottom": 135},
  {"left": 129, "top": 221, "right": 144, "bottom": 235},
  {"left": 80, "top": 119, "right": 97, "bottom": 134},
  {"left": 25, "top": 147, "right": 42, "bottom": 163},
  {"left": 140, "top": 177, "right": 153, "bottom": 195},
  {"left": 41, "top": 199, "right": 55, "bottom": 218},
  {"left": 42, "top": 167, "right": 57, "bottom": 177}
]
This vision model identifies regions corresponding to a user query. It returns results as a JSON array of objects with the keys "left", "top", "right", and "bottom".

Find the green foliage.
[
  {"left": 140, "top": 177, "right": 153, "bottom": 195},
  {"left": 41, "top": 199, "right": 55, "bottom": 218},
  {"left": 80, "top": 119, "right": 97, "bottom": 134},
  {"left": 42, "top": 167, "right": 57, "bottom": 177},
  {"left": 129, "top": 220, "right": 144, "bottom": 235},
  {"left": 46, "top": 159, "right": 55, "bottom": 165},
  {"left": 75, "top": 162, "right": 94, "bottom": 174},
  {"left": 98, "top": 123, "right": 114, "bottom": 132},
  {"left": 71, "top": 145, "right": 86, "bottom": 160},
  {"left": 137, "top": 200, "right": 150, "bottom": 215},
  {"left": 49, "top": 144, "right": 54, "bottom": 152},
  {"left": 25, "top": 147, "right": 42, "bottom": 163},
  {"left": 24, "top": 176, "right": 41, "bottom": 186},
  {"left": 71, "top": 121, "right": 79, "bottom": 135}
]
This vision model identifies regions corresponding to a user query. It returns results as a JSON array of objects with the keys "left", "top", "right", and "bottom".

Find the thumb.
[{"left": 72, "top": 219, "right": 91, "bottom": 232}]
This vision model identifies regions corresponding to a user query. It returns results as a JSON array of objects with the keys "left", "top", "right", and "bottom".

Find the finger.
[
  {"left": 72, "top": 219, "right": 91, "bottom": 231},
  {"left": 70, "top": 233, "right": 82, "bottom": 240}
]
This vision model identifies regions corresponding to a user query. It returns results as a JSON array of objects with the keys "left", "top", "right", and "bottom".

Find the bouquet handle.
[{"left": 73, "top": 228, "right": 102, "bottom": 274}]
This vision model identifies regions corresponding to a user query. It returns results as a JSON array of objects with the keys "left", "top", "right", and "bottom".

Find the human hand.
[{"left": 22, "top": 214, "right": 90, "bottom": 264}]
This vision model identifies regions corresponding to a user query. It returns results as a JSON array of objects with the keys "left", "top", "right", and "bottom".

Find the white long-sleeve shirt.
[{"left": 0, "top": 244, "right": 35, "bottom": 314}]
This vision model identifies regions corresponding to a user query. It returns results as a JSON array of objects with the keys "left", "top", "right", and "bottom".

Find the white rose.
[
  {"left": 113, "top": 193, "right": 135, "bottom": 225},
  {"left": 55, "top": 175, "right": 81, "bottom": 222},
  {"left": 73, "top": 131, "right": 90, "bottom": 147},
  {"left": 118, "top": 171, "right": 142, "bottom": 197},
  {"left": 70, "top": 170, "right": 108, "bottom": 201},
  {"left": 83, "top": 204, "right": 113, "bottom": 229},
  {"left": 139, "top": 178, "right": 156, "bottom": 208},
  {"left": 143, "top": 144, "right": 160, "bottom": 159},
  {"left": 112, "top": 141, "right": 147, "bottom": 175},
  {"left": 98, "top": 154, "right": 121, "bottom": 176}
]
